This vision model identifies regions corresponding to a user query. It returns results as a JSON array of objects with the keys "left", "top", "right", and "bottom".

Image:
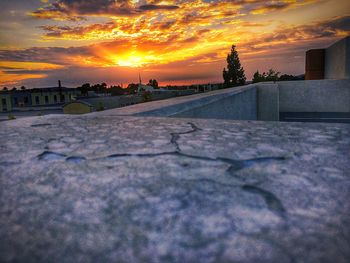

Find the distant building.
[
  {"left": 11, "top": 90, "right": 32, "bottom": 107},
  {"left": 0, "top": 93, "right": 12, "bottom": 112},
  {"left": 30, "top": 87, "right": 79, "bottom": 106},
  {"left": 138, "top": 83, "right": 156, "bottom": 93},
  {"left": 0, "top": 81, "right": 81, "bottom": 112},
  {"left": 165, "top": 83, "right": 221, "bottom": 92},
  {"left": 305, "top": 36, "right": 350, "bottom": 80}
]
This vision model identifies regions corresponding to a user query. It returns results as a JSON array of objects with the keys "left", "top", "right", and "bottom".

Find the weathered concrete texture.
[
  {"left": 279, "top": 79, "right": 350, "bottom": 113},
  {"left": 325, "top": 36, "right": 350, "bottom": 80},
  {"left": 1, "top": 115, "right": 350, "bottom": 263}
]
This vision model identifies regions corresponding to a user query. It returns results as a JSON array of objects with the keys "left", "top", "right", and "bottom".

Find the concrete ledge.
[{"left": 95, "top": 85, "right": 257, "bottom": 120}]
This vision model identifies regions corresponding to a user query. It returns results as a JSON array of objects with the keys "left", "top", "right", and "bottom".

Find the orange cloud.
[{"left": 0, "top": 0, "right": 348, "bottom": 87}]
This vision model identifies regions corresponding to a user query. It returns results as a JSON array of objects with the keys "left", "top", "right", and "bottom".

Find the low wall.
[
  {"left": 94, "top": 79, "right": 350, "bottom": 122},
  {"left": 98, "top": 85, "right": 259, "bottom": 121},
  {"left": 279, "top": 79, "right": 350, "bottom": 113},
  {"left": 171, "top": 87, "right": 257, "bottom": 120}
]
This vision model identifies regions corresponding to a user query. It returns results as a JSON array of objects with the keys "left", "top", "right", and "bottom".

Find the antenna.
[{"left": 138, "top": 70, "right": 142, "bottom": 84}]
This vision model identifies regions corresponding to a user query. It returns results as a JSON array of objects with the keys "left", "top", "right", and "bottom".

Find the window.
[
  {"left": 24, "top": 97, "right": 29, "bottom": 104},
  {"left": 45, "top": 96, "right": 49, "bottom": 104},
  {"left": 60, "top": 94, "right": 65, "bottom": 102},
  {"left": 35, "top": 96, "right": 39, "bottom": 105},
  {"left": 1, "top": 98, "right": 7, "bottom": 111},
  {"left": 54, "top": 95, "right": 57, "bottom": 103},
  {"left": 14, "top": 97, "right": 18, "bottom": 106}
]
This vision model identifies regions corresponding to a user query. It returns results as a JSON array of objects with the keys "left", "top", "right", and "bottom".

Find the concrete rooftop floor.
[{"left": 0, "top": 114, "right": 350, "bottom": 262}]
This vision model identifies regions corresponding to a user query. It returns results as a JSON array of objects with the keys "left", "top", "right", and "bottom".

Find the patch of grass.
[{"left": 8, "top": 114, "right": 16, "bottom": 120}]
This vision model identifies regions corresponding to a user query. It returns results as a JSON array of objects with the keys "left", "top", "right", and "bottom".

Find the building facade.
[
  {"left": 0, "top": 83, "right": 81, "bottom": 112},
  {"left": 30, "top": 88, "right": 80, "bottom": 106},
  {"left": 0, "top": 93, "right": 12, "bottom": 112}
]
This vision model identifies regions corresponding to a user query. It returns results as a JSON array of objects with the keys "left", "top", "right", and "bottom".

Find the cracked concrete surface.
[{"left": 0, "top": 114, "right": 350, "bottom": 263}]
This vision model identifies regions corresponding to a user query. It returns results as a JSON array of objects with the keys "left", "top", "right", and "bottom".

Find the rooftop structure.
[{"left": 306, "top": 36, "right": 350, "bottom": 80}]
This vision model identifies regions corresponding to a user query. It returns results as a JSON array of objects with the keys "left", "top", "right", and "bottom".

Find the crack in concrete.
[
  {"left": 170, "top": 122, "right": 202, "bottom": 151},
  {"left": 31, "top": 123, "right": 52, "bottom": 127},
  {"left": 242, "top": 184, "right": 287, "bottom": 218},
  {"left": 105, "top": 151, "right": 286, "bottom": 173},
  {"left": 36, "top": 148, "right": 287, "bottom": 179},
  {"left": 223, "top": 156, "right": 287, "bottom": 174}
]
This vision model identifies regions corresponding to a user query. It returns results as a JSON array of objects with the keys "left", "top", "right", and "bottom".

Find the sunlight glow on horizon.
[{"left": 0, "top": 0, "right": 349, "bottom": 87}]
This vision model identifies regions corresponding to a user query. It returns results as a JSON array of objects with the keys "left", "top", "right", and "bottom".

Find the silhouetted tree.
[
  {"left": 126, "top": 83, "right": 139, "bottom": 94},
  {"left": 109, "top": 85, "right": 125, "bottom": 96},
  {"left": 3, "top": 87, "right": 8, "bottom": 91},
  {"left": 100, "top": 82, "right": 107, "bottom": 92},
  {"left": 12, "top": 87, "right": 17, "bottom": 91},
  {"left": 279, "top": 74, "right": 302, "bottom": 81},
  {"left": 265, "top": 69, "right": 280, "bottom": 82},
  {"left": 147, "top": 79, "right": 159, "bottom": 89},
  {"left": 223, "top": 45, "right": 246, "bottom": 87},
  {"left": 20, "top": 86, "right": 26, "bottom": 90},
  {"left": 252, "top": 71, "right": 264, "bottom": 83},
  {"left": 253, "top": 69, "right": 302, "bottom": 83},
  {"left": 77, "top": 83, "right": 90, "bottom": 96}
]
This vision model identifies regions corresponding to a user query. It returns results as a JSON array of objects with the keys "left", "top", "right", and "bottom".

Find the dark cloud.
[
  {"left": 32, "top": 0, "right": 180, "bottom": 19},
  {"left": 0, "top": 46, "right": 91, "bottom": 64},
  {"left": 138, "top": 4, "right": 179, "bottom": 11}
]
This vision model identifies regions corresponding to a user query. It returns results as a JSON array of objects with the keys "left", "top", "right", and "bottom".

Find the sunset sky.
[{"left": 0, "top": 0, "right": 349, "bottom": 88}]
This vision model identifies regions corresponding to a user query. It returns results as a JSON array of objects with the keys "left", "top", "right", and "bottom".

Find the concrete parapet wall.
[
  {"left": 99, "top": 85, "right": 258, "bottom": 121},
  {"left": 279, "top": 79, "right": 350, "bottom": 112},
  {"left": 172, "top": 87, "right": 257, "bottom": 120},
  {"left": 257, "top": 84, "right": 279, "bottom": 121},
  {"left": 95, "top": 79, "right": 349, "bottom": 122}
]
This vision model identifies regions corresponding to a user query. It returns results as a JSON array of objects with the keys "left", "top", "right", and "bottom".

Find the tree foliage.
[
  {"left": 252, "top": 69, "right": 303, "bottom": 83},
  {"left": 252, "top": 69, "right": 280, "bottom": 83},
  {"left": 126, "top": 83, "right": 139, "bottom": 94},
  {"left": 109, "top": 85, "right": 124, "bottom": 96},
  {"left": 223, "top": 45, "right": 246, "bottom": 87},
  {"left": 147, "top": 79, "right": 159, "bottom": 89}
]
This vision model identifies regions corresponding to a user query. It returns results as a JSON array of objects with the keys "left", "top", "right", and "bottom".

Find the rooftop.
[{"left": 1, "top": 111, "right": 349, "bottom": 262}]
